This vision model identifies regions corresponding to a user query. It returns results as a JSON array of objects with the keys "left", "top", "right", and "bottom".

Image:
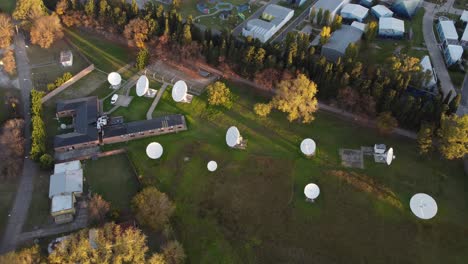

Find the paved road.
[
  {"left": 271, "top": 3, "right": 315, "bottom": 43},
  {"left": 0, "top": 33, "right": 38, "bottom": 254},
  {"left": 422, "top": 0, "right": 457, "bottom": 101},
  {"left": 146, "top": 83, "right": 169, "bottom": 120},
  {"left": 232, "top": 0, "right": 281, "bottom": 37}
]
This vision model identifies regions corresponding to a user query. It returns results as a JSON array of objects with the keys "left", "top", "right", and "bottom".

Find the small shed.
[
  {"left": 371, "top": 5, "right": 394, "bottom": 18},
  {"left": 60, "top": 50, "right": 73, "bottom": 67},
  {"left": 341, "top": 4, "right": 369, "bottom": 22},
  {"left": 378, "top": 17, "right": 405, "bottom": 38}
]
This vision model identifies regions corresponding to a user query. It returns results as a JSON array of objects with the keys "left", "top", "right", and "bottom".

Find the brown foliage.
[
  {"left": 30, "top": 14, "right": 64, "bottom": 48},
  {"left": 327, "top": 170, "right": 403, "bottom": 209},
  {"left": 2, "top": 49, "right": 16, "bottom": 75},
  {"left": 88, "top": 193, "right": 110, "bottom": 224},
  {"left": 376, "top": 112, "right": 398, "bottom": 135},
  {"left": 132, "top": 187, "right": 175, "bottom": 231},
  {"left": 337, "top": 87, "right": 377, "bottom": 117},
  {"left": 254, "top": 68, "right": 281, "bottom": 91},
  {"left": 0, "top": 119, "right": 25, "bottom": 180},
  {"left": 162, "top": 240, "right": 186, "bottom": 264},
  {"left": 0, "top": 14, "right": 14, "bottom": 49},
  {"left": 61, "top": 11, "right": 82, "bottom": 27},
  {"left": 123, "top": 18, "right": 149, "bottom": 48}
]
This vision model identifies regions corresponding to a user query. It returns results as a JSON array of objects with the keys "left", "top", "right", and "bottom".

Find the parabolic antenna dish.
[
  {"left": 300, "top": 138, "right": 316, "bottom": 156},
  {"left": 226, "top": 126, "right": 241, "bottom": 147},
  {"left": 146, "top": 142, "right": 163, "bottom": 159},
  {"left": 108, "top": 72, "right": 122, "bottom": 86},
  {"left": 304, "top": 183, "right": 320, "bottom": 200},
  {"left": 172, "top": 80, "right": 188, "bottom": 102},
  {"left": 207, "top": 161, "right": 218, "bottom": 172},
  {"left": 136, "top": 75, "right": 149, "bottom": 97},
  {"left": 410, "top": 193, "right": 438, "bottom": 220},
  {"left": 386, "top": 147, "right": 394, "bottom": 165}
]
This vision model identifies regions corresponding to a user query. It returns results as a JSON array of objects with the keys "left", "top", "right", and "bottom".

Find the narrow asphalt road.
[
  {"left": 422, "top": 0, "right": 457, "bottom": 100},
  {"left": 146, "top": 83, "right": 168, "bottom": 120},
  {"left": 0, "top": 33, "right": 38, "bottom": 254}
]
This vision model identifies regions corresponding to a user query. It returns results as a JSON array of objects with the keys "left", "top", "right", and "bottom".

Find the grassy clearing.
[
  {"left": 84, "top": 154, "right": 139, "bottom": 210},
  {"left": 65, "top": 28, "right": 133, "bottom": 72},
  {"left": 0, "top": 0, "right": 15, "bottom": 14},
  {"left": 99, "top": 81, "right": 468, "bottom": 263},
  {"left": 455, "top": 0, "right": 468, "bottom": 9}
]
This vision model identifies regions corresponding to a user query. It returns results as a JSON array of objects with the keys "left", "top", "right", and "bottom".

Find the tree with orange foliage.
[
  {"left": 124, "top": 18, "right": 149, "bottom": 48},
  {"left": 30, "top": 14, "right": 64, "bottom": 48}
]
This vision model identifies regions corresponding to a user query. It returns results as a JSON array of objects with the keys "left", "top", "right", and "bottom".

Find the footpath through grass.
[{"left": 101, "top": 83, "right": 468, "bottom": 263}]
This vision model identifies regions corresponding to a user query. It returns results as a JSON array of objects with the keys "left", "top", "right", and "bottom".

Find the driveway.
[{"left": 0, "top": 33, "right": 39, "bottom": 254}]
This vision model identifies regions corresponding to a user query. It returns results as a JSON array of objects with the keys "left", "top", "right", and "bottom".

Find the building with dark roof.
[
  {"left": 54, "top": 97, "right": 187, "bottom": 152},
  {"left": 321, "top": 25, "right": 363, "bottom": 62}
]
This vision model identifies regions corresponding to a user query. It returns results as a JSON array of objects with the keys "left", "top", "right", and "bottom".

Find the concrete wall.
[
  {"left": 41, "top": 64, "right": 95, "bottom": 104},
  {"left": 55, "top": 140, "right": 100, "bottom": 153}
]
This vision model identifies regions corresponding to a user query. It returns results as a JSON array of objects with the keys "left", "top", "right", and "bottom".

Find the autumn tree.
[
  {"left": 55, "top": 0, "right": 68, "bottom": 16},
  {"left": 39, "top": 153, "right": 54, "bottom": 169},
  {"left": 182, "top": 24, "right": 192, "bottom": 45},
  {"left": 48, "top": 223, "right": 149, "bottom": 263},
  {"left": 0, "top": 245, "right": 41, "bottom": 263},
  {"left": 84, "top": 0, "right": 95, "bottom": 17},
  {"left": 206, "top": 81, "right": 233, "bottom": 109},
  {"left": 124, "top": 18, "right": 149, "bottom": 48},
  {"left": 2, "top": 49, "right": 16, "bottom": 75},
  {"left": 148, "top": 254, "right": 167, "bottom": 264},
  {"left": 316, "top": 8, "right": 323, "bottom": 25},
  {"left": 376, "top": 112, "right": 398, "bottom": 135},
  {"left": 88, "top": 194, "right": 110, "bottom": 225},
  {"left": 417, "top": 123, "right": 433, "bottom": 155},
  {"left": 319, "top": 26, "right": 331, "bottom": 45},
  {"left": 0, "top": 14, "right": 14, "bottom": 49},
  {"left": 365, "top": 21, "right": 378, "bottom": 41},
  {"left": 136, "top": 48, "right": 149, "bottom": 70},
  {"left": 132, "top": 187, "right": 175, "bottom": 232},
  {"left": 264, "top": 74, "right": 319, "bottom": 123},
  {"left": 13, "top": 0, "right": 46, "bottom": 20},
  {"left": 30, "top": 14, "right": 64, "bottom": 48},
  {"left": 438, "top": 114, "right": 468, "bottom": 160},
  {"left": 162, "top": 240, "right": 186, "bottom": 264},
  {"left": 0, "top": 119, "right": 25, "bottom": 180},
  {"left": 254, "top": 103, "right": 272, "bottom": 117},
  {"left": 331, "top": 15, "right": 342, "bottom": 31}
]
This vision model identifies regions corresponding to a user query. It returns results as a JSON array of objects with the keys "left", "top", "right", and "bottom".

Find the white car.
[{"left": 111, "top": 94, "right": 119, "bottom": 105}]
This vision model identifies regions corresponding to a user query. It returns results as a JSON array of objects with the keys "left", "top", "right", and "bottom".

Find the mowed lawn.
[
  {"left": 99, "top": 83, "right": 468, "bottom": 263},
  {"left": 84, "top": 154, "right": 139, "bottom": 210}
]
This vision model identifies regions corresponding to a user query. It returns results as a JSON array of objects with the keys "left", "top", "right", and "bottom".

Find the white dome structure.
[
  {"left": 300, "top": 138, "right": 316, "bottom": 156},
  {"left": 172, "top": 80, "right": 188, "bottom": 102},
  {"left": 207, "top": 161, "right": 218, "bottom": 172},
  {"left": 136, "top": 75, "right": 149, "bottom": 97},
  {"left": 304, "top": 183, "right": 320, "bottom": 200},
  {"left": 410, "top": 193, "right": 438, "bottom": 220},
  {"left": 226, "top": 126, "right": 241, "bottom": 148},
  {"left": 107, "top": 72, "right": 122, "bottom": 86},
  {"left": 146, "top": 142, "right": 163, "bottom": 159}
]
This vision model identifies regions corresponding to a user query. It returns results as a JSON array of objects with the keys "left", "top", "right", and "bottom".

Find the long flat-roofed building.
[
  {"left": 321, "top": 25, "right": 363, "bottom": 62},
  {"left": 437, "top": 20, "right": 459, "bottom": 46},
  {"left": 340, "top": 4, "right": 369, "bottom": 22},
  {"left": 242, "top": 4, "right": 294, "bottom": 43},
  {"left": 379, "top": 17, "right": 405, "bottom": 38}
]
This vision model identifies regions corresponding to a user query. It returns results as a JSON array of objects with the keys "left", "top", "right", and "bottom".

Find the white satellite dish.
[
  {"left": 107, "top": 72, "right": 122, "bottom": 86},
  {"left": 386, "top": 147, "right": 395, "bottom": 165},
  {"left": 136, "top": 75, "right": 149, "bottom": 97},
  {"left": 410, "top": 193, "right": 438, "bottom": 220},
  {"left": 226, "top": 126, "right": 241, "bottom": 148},
  {"left": 146, "top": 142, "right": 163, "bottom": 159},
  {"left": 172, "top": 80, "right": 188, "bottom": 102},
  {"left": 60, "top": 123, "right": 66, "bottom": 129},
  {"left": 304, "top": 183, "right": 320, "bottom": 200},
  {"left": 207, "top": 161, "right": 218, "bottom": 172},
  {"left": 300, "top": 138, "right": 316, "bottom": 156}
]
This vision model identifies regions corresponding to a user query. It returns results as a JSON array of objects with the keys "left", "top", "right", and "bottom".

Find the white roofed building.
[
  {"left": 436, "top": 20, "right": 459, "bottom": 45},
  {"left": 443, "top": 45, "right": 464, "bottom": 66},
  {"left": 321, "top": 25, "right": 364, "bottom": 62},
  {"left": 310, "top": 0, "right": 351, "bottom": 24},
  {"left": 48, "top": 161, "right": 84, "bottom": 224},
  {"left": 340, "top": 4, "right": 369, "bottom": 22},
  {"left": 420, "top": 56, "right": 437, "bottom": 91},
  {"left": 378, "top": 17, "right": 405, "bottom": 38},
  {"left": 371, "top": 5, "right": 394, "bottom": 18},
  {"left": 351, "top": 21, "right": 367, "bottom": 32},
  {"left": 242, "top": 4, "right": 294, "bottom": 43},
  {"left": 461, "top": 10, "right": 468, "bottom": 23},
  {"left": 460, "top": 25, "right": 468, "bottom": 49},
  {"left": 360, "top": 0, "right": 373, "bottom": 7}
]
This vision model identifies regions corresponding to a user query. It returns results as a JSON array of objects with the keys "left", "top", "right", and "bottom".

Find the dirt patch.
[{"left": 327, "top": 170, "right": 403, "bottom": 209}]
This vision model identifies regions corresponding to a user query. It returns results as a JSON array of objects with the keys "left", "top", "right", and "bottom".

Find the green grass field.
[
  {"left": 0, "top": 0, "right": 15, "bottom": 13},
  {"left": 455, "top": 0, "right": 468, "bottom": 9},
  {"left": 97, "top": 83, "right": 468, "bottom": 263},
  {"left": 84, "top": 154, "right": 139, "bottom": 210}
]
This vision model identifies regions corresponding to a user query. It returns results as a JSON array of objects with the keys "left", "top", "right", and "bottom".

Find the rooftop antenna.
[
  {"left": 300, "top": 138, "right": 316, "bottom": 156},
  {"left": 410, "top": 193, "right": 438, "bottom": 220},
  {"left": 146, "top": 142, "right": 163, "bottom": 159},
  {"left": 136, "top": 75, "right": 149, "bottom": 97}
]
